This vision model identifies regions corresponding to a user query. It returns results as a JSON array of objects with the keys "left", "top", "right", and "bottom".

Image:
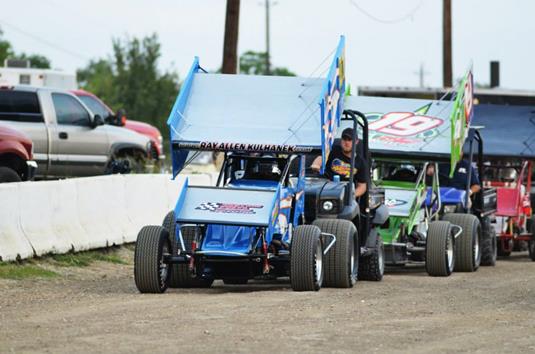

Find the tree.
[
  {"left": 0, "top": 28, "right": 14, "bottom": 65},
  {"left": 0, "top": 27, "right": 51, "bottom": 68},
  {"left": 13, "top": 53, "right": 51, "bottom": 69},
  {"left": 239, "top": 51, "right": 295, "bottom": 76},
  {"left": 77, "top": 34, "right": 179, "bottom": 135}
]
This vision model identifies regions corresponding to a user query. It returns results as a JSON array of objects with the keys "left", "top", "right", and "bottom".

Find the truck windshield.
[{"left": 78, "top": 95, "right": 112, "bottom": 119}]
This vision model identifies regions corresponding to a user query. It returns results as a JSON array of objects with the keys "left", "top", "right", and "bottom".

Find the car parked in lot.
[
  {"left": 72, "top": 90, "right": 165, "bottom": 162},
  {"left": 0, "top": 86, "right": 152, "bottom": 178},
  {"left": 0, "top": 123, "right": 37, "bottom": 182}
]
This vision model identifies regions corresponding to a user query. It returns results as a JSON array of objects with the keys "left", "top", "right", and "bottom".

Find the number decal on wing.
[{"left": 368, "top": 112, "right": 443, "bottom": 137}]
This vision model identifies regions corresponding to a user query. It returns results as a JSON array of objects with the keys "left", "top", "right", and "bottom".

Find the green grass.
[
  {"left": 0, "top": 262, "right": 58, "bottom": 280},
  {"left": 51, "top": 250, "right": 128, "bottom": 267}
]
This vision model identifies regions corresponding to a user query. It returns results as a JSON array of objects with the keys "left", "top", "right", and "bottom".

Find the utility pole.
[
  {"left": 222, "top": 0, "right": 240, "bottom": 74},
  {"left": 414, "top": 62, "right": 430, "bottom": 87},
  {"left": 443, "top": 0, "right": 452, "bottom": 87},
  {"left": 265, "top": 0, "right": 271, "bottom": 75}
]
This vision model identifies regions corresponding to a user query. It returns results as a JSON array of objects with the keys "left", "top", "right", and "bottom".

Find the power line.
[
  {"left": 348, "top": 0, "right": 424, "bottom": 24},
  {"left": 0, "top": 19, "right": 90, "bottom": 61}
]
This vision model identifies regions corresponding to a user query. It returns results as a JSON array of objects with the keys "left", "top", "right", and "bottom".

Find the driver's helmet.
[
  {"left": 388, "top": 164, "right": 417, "bottom": 181},
  {"left": 499, "top": 167, "right": 517, "bottom": 183},
  {"left": 247, "top": 157, "right": 281, "bottom": 180}
]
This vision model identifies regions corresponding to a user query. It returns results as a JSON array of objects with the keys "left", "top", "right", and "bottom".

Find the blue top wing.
[{"left": 167, "top": 37, "right": 346, "bottom": 177}]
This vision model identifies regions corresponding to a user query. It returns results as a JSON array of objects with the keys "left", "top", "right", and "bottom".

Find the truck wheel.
[
  {"left": 426, "top": 221, "right": 455, "bottom": 276},
  {"left": 312, "top": 219, "right": 358, "bottom": 287},
  {"left": 480, "top": 216, "right": 497, "bottom": 266},
  {"left": 0, "top": 167, "right": 21, "bottom": 183},
  {"left": 162, "top": 211, "right": 213, "bottom": 288},
  {"left": 290, "top": 225, "right": 323, "bottom": 291},
  {"left": 358, "top": 235, "right": 384, "bottom": 281},
  {"left": 442, "top": 213, "right": 482, "bottom": 272},
  {"left": 134, "top": 225, "right": 171, "bottom": 293}
]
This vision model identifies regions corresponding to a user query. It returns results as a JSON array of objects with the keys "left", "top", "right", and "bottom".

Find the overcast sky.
[{"left": 1, "top": 0, "right": 534, "bottom": 90}]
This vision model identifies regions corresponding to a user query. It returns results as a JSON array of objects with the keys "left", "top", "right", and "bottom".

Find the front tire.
[
  {"left": 162, "top": 211, "right": 213, "bottom": 288},
  {"left": 290, "top": 225, "right": 323, "bottom": 291},
  {"left": 442, "top": 213, "right": 481, "bottom": 272},
  {"left": 134, "top": 225, "right": 171, "bottom": 293},
  {"left": 426, "top": 221, "right": 455, "bottom": 276},
  {"left": 312, "top": 219, "right": 358, "bottom": 287}
]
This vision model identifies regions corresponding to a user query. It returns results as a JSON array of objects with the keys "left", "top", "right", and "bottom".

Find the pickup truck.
[
  {"left": 0, "top": 123, "right": 37, "bottom": 182},
  {"left": 71, "top": 90, "right": 165, "bottom": 162},
  {"left": 0, "top": 86, "right": 151, "bottom": 178}
]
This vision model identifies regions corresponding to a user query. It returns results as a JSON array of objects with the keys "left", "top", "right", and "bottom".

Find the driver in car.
[
  {"left": 311, "top": 128, "right": 368, "bottom": 198},
  {"left": 426, "top": 154, "right": 481, "bottom": 197}
]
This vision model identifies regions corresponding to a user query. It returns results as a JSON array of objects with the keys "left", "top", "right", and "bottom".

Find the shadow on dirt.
[{"left": 385, "top": 263, "right": 429, "bottom": 277}]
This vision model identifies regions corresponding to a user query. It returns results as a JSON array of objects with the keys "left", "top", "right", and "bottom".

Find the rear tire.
[
  {"left": 0, "top": 167, "right": 21, "bottom": 183},
  {"left": 358, "top": 235, "right": 384, "bottom": 281},
  {"left": 290, "top": 225, "right": 323, "bottom": 291},
  {"left": 442, "top": 213, "right": 481, "bottom": 272},
  {"left": 529, "top": 216, "right": 535, "bottom": 262},
  {"left": 480, "top": 216, "right": 497, "bottom": 266},
  {"left": 426, "top": 221, "right": 455, "bottom": 276},
  {"left": 134, "top": 225, "right": 171, "bottom": 293},
  {"left": 497, "top": 239, "right": 512, "bottom": 257},
  {"left": 312, "top": 219, "right": 358, "bottom": 287},
  {"left": 162, "top": 211, "right": 213, "bottom": 288}
]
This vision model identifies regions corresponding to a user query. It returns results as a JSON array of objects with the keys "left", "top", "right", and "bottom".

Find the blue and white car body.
[{"left": 160, "top": 37, "right": 346, "bottom": 284}]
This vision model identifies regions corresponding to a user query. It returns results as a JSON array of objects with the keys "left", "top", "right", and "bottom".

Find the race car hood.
[
  {"left": 384, "top": 188, "right": 418, "bottom": 217},
  {"left": 174, "top": 179, "right": 280, "bottom": 228}
]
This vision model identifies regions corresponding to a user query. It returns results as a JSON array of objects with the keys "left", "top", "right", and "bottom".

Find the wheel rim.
[
  {"left": 315, "top": 242, "right": 323, "bottom": 283},
  {"left": 378, "top": 244, "right": 385, "bottom": 275},
  {"left": 447, "top": 233, "right": 454, "bottom": 270},
  {"left": 474, "top": 228, "right": 480, "bottom": 263},
  {"left": 350, "top": 239, "right": 357, "bottom": 282},
  {"left": 159, "top": 242, "right": 169, "bottom": 287}
]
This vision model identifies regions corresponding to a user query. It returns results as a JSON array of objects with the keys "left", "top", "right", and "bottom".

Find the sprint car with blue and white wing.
[{"left": 133, "top": 37, "right": 388, "bottom": 293}]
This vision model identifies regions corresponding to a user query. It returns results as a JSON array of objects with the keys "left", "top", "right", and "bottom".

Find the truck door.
[{"left": 50, "top": 92, "right": 110, "bottom": 177}]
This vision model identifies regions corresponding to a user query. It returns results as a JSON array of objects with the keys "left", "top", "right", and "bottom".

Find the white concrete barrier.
[
  {"left": 124, "top": 174, "right": 170, "bottom": 242},
  {"left": 76, "top": 176, "right": 121, "bottom": 249},
  {"left": 0, "top": 183, "right": 34, "bottom": 261},
  {"left": 0, "top": 173, "right": 211, "bottom": 261},
  {"left": 50, "top": 179, "right": 87, "bottom": 251},
  {"left": 165, "top": 175, "right": 187, "bottom": 211},
  {"left": 19, "top": 180, "right": 74, "bottom": 256}
]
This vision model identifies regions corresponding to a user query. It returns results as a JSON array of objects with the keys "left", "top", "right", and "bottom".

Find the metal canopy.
[{"left": 472, "top": 104, "right": 535, "bottom": 159}]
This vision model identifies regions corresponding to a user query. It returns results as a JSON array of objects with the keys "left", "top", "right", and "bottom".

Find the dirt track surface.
[{"left": 1, "top": 250, "right": 535, "bottom": 354}]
